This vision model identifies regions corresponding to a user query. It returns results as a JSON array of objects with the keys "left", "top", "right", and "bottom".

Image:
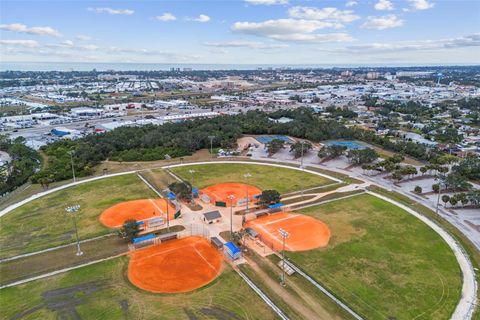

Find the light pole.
[
  {"left": 435, "top": 176, "right": 445, "bottom": 218},
  {"left": 228, "top": 194, "right": 235, "bottom": 238},
  {"left": 189, "top": 169, "right": 195, "bottom": 203},
  {"left": 208, "top": 135, "right": 215, "bottom": 158},
  {"left": 279, "top": 228, "right": 289, "bottom": 286},
  {"left": 300, "top": 164, "right": 305, "bottom": 199},
  {"left": 66, "top": 204, "right": 83, "bottom": 256},
  {"left": 244, "top": 173, "right": 252, "bottom": 212},
  {"left": 300, "top": 140, "right": 304, "bottom": 168},
  {"left": 68, "top": 150, "right": 76, "bottom": 182}
]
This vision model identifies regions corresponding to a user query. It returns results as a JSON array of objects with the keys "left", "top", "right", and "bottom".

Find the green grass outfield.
[
  {"left": 0, "top": 174, "right": 157, "bottom": 259},
  {"left": 0, "top": 256, "right": 276, "bottom": 320},
  {"left": 169, "top": 163, "right": 333, "bottom": 193},
  {"left": 288, "top": 193, "right": 462, "bottom": 320}
]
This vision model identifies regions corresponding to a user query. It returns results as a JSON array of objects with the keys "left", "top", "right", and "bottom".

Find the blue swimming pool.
[{"left": 324, "top": 140, "right": 367, "bottom": 150}]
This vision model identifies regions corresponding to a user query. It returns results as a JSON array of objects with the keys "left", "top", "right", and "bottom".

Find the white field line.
[
  {"left": 193, "top": 247, "right": 218, "bottom": 273},
  {"left": 263, "top": 214, "right": 299, "bottom": 226},
  {"left": 234, "top": 268, "right": 290, "bottom": 320},
  {"left": 0, "top": 234, "right": 115, "bottom": 263},
  {"left": 0, "top": 253, "right": 126, "bottom": 289},
  {"left": 248, "top": 221, "right": 293, "bottom": 251},
  {"left": 149, "top": 199, "right": 165, "bottom": 216},
  {"left": 137, "top": 173, "right": 163, "bottom": 198}
]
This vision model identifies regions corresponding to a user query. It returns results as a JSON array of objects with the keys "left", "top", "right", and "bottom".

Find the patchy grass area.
[
  {"left": 289, "top": 194, "right": 462, "bottom": 320},
  {"left": 0, "top": 174, "right": 156, "bottom": 259},
  {"left": 0, "top": 256, "right": 276, "bottom": 320},
  {"left": 169, "top": 163, "right": 333, "bottom": 193}
]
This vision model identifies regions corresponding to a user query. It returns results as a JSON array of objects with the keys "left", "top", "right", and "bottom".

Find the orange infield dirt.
[
  {"left": 246, "top": 212, "right": 331, "bottom": 252},
  {"left": 201, "top": 183, "right": 262, "bottom": 206},
  {"left": 128, "top": 236, "right": 223, "bottom": 293},
  {"left": 99, "top": 199, "right": 176, "bottom": 228}
]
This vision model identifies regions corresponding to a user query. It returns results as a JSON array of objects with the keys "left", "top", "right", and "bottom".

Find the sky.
[{"left": 0, "top": 0, "right": 479, "bottom": 66}]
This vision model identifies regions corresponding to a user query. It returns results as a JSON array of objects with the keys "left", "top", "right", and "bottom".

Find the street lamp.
[
  {"left": 300, "top": 165, "right": 305, "bottom": 199},
  {"left": 244, "top": 173, "right": 252, "bottom": 212},
  {"left": 228, "top": 194, "right": 235, "bottom": 238},
  {"left": 435, "top": 175, "right": 445, "bottom": 218},
  {"left": 68, "top": 150, "right": 76, "bottom": 182},
  {"left": 65, "top": 204, "right": 83, "bottom": 256},
  {"left": 208, "top": 135, "right": 215, "bottom": 158},
  {"left": 278, "top": 228, "right": 289, "bottom": 286}
]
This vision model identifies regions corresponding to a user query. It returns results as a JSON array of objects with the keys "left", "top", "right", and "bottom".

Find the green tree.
[
  {"left": 118, "top": 219, "right": 141, "bottom": 242},
  {"left": 290, "top": 141, "right": 312, "bottom": 159},
  {"left": 414, "top": 186, "right": 422, "bottom": 194},
  {"left": 267, "top": 139, "right": 284, "bottom": 156},
  {"left": 441, "top": 194, "right": 450, "bottom": 207},
  {"left": 168, "top": 181, "right": 192, "bottom": 201},
  {"left": 258, "top": 190, "right": 281, "bottom": 205}
]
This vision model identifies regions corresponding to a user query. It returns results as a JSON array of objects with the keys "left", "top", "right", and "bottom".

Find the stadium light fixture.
[
  {"left": 228, "top": 194, "right": 235, "bottom": 237},
  {"left": 208, "top": 136, "right": 215, "bottom": 158},
  {"left": 243, "top": 173, "right": 252, "bottom": 212},
  {"left": 65, "top": 204, "right": 83, "bottom": 256},
  {"left": 68, "top": 150, "right": 76, "bottom": 182},
  {"left": 278, "top": 228, "right": 289, "bottom": 286}
]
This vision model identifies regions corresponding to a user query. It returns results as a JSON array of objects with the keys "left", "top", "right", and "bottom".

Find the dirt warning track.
[
  {"left": 246, "top": 212, "right": 331, "bottom": 252},
  {"left": 99, "top": 199, "right": 176, "bottom": 228},
  {"left": 128, "top": 236, "right": 223, "bottom": 293}
]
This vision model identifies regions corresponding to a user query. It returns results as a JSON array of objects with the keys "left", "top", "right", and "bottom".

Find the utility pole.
[
  {"left": 244, "top": 173, "right": 252, "bottom": 212},
  {"left": 228, "top": 194, "right": 235, "bottom": 238},
  {"left": 208, "top": 135, "right": 215, "bottom": 158},
  {"left": 68, "top": 150, "right": 76, "bottom": 182},
  {"left": 189, "top": 169, "right": 195, "bottom": 203},
  {"left": 279, "top": 228, "right": 289, "bottom": 287},
  {"left": 65, "top": 205, "right": 83, "bottom": 256}
]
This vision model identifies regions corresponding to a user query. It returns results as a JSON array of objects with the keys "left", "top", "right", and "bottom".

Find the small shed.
[
  {"left": 203, "top": 210, "right": 222, "bottom": 224},
  {"left": 224, "top": 242, "right": 241, "bottom": 260}
]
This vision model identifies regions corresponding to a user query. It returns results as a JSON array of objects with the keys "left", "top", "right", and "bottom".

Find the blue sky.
[{"left": 0, "top": 0, "right": 479, "bottom": 65}]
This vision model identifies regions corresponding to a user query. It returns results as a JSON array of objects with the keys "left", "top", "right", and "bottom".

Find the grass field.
[
  {"left": 288, "top": 194, "right": 462, "bottom": 320},
  {"left": 169, "top": 163, "right": 333, "bottom": 193},
  {"left": 0, "top": 174, "right": 157, "bottom": 259},
  {"left": 0, "top": 256, "right": 277, "bottom": 320}
]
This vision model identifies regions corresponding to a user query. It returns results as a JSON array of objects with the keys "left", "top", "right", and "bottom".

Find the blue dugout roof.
[
  {"left": 268, "top": 203, "right": 284, "bottom": 209},
  {"left": 132, "top": 234, "right": 155, "bottom": 244},
  {"left": 224, "top": 242, "right": 241, "bottom": 255}
]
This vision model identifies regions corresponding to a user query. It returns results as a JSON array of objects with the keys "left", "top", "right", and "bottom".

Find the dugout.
[
  {"left": 210, "top": 237, "right": 224, "bottom": 249},
  {"left": 224, "top": 242, "right": 241, "bottom": 260}
]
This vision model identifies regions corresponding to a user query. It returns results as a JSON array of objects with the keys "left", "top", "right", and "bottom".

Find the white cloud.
[
  {"left": 205, "top": 41, "right": 288, "bottom": 49},
  {"left": 245, "top": 0, "right": 288, "bottom": 5},
  {"left": 75, "top": 35, "right": 92, "bottom": 41},
  {"left": 232, "top": 19, "right": 353, "bottom": 43},
  {"left": 361, "top": 15, "right": 404, "bottom": 30},
  {"left": 155, "top": 13, "right": 176, "bottom": 22},
  {"left": 345, "top": 1, "right": 358, "bottom": 7},
  {"left": 87, "top": 7, "right": 134, "bottom": 15},
  {"left": 374, "top": 0, "right": 394, "bottom": 11},
  {"left": 408, "top": 0, "right": 434, "bottom": 10},
  {"left": 347, "top": 33, "right": 480, "bottom": 52},
  {"left": 193, "top": 14, "right": 211, "bottom": 23},
  {"left": 288, "top": 6, "right": 360, "bottom": 23},
  {"left": 0, "top": 23, "right": 62, "bottom": 37},
  {"left": 0, "top": 39, "right": 39, "bottom": 48}
]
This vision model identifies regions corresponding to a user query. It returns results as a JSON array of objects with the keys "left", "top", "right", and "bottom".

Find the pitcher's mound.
[
  {"left": 246, "top": 212, "right": 331, "bottom": 251},
  {"left": 128, "top": 236, "right": 223, "bottom": 293}
]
